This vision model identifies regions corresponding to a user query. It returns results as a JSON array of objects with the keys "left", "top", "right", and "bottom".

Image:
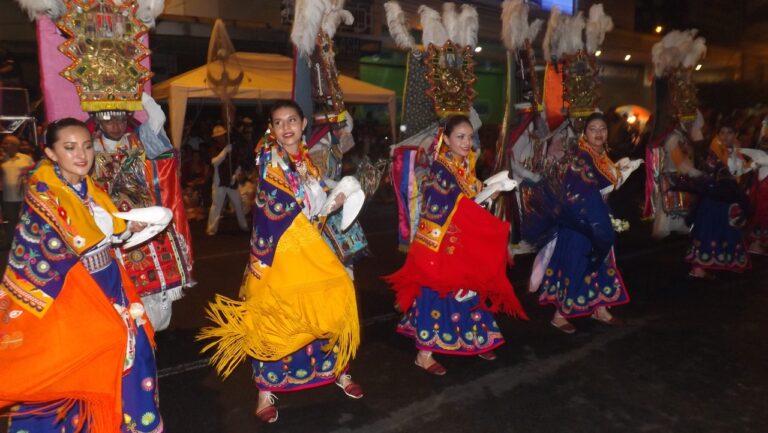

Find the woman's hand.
[
  {"left": 330, "top": 192, "right": 346, "bottom": 212},
  {"left": 128, "top": 221, "right": 148, "bottom": 233}
]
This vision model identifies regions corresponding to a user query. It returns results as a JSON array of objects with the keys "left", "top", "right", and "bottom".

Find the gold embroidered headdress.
[{"left": 651, "top": 29, "right": 707, "bottom": 122}]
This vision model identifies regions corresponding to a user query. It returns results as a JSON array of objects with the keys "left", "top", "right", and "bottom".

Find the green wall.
[{"left": 359, "top": 53, "right": 505, "bottom": 125}]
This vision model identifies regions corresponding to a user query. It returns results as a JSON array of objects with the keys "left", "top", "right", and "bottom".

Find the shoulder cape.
[{"left": 0, "top": 160, "right": 153, "bottom": 433}]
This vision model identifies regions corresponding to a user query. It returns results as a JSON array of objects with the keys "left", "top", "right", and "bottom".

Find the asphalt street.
[
  {"left": 2, "top": 188, "right": 767, "bottom": 433},
  {"left": 152, "top": 193, "right": 767, "bottom": 433}
]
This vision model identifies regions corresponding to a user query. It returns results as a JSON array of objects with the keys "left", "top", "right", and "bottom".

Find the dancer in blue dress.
[{"left": 535, "top": 113, "right": 630, "bottom": 333}]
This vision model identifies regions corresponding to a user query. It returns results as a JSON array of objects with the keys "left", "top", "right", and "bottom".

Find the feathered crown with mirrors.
[
  {"left": 543, "top": 4, "right": 613, "bottom": 118},
  {"left": 291, "top": 0, "right": 353, "bottom": 127},
  {"left": 651, "top": 30, "right": 706, "bottom": 123},
  {"left": 419, "top": 3, "right": 479, "bottom": 118},
  {"left": 56, "top": 0, "right": 156, "bottom": 113},
  {"left": 501, "top": 0, "right": 543, "bottom": 113}
]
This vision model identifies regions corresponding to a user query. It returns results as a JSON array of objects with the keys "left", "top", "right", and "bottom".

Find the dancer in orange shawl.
[
  {"left": 385, "top": 115, "right": 528, "bottom": 375},
  {"left": 0, "top": 119, "right": 161, "bottom": 433}
]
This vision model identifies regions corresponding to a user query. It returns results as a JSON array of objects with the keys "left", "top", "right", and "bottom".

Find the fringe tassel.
[{"left": 198, "top": 283, "right": 360, "bottom": 380}]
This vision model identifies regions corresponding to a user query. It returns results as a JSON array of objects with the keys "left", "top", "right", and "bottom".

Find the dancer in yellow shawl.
[{"left": 198, "top": 101, "right": 362, "bottom": 424}]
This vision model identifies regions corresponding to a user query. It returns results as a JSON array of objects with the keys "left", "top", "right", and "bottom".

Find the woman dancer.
[
  {"left": 539, "top": 112, "right": 630, "bottom": 333},
  {"left": 0, "top": 118, "right": 161, "bottom": 433},
  {"left": 385, "top": 115, "right": 527, "bottom": 375},
  {"left": 199, "top": 101, "right": 362, "bottom": 424},
  {"left": 686, "top": 122, "right": 751, "bottom": 278}
]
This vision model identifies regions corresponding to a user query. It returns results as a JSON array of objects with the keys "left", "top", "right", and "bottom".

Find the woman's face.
[
  {"left": 44, "top": 125, "right": 94, "bottom": 184},
  {"left": 718, "top": 127, "right": 737, "bottom": 149},
  {"left": 584, "top": 118, "right": 608, "bottom": 153},
  {"left": 270, "top": 107, "right": 307, "bottom": 151},
  {"left": 445, "top": 122, "right": 474, "bottom": 158}
]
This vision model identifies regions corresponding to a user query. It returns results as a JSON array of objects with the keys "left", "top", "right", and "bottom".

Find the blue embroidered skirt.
[
  {"left": 539, "top": 227, "right": 629, "bottom": 318},
  {"left": 686, "top": 197, "right": 750, "bottom": 272},
  {"left": 397, "top": 287, "right": 504, "bottom": 355},
  {"left": 252, "top": 339, "right": 340, "bottom": 392}
]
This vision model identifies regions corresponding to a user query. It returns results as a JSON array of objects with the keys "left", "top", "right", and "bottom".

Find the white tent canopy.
[{"left": 153, "top": 52, "right": 397, "bottom": 147}]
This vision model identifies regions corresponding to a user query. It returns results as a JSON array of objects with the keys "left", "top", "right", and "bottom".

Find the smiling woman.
[{"left": 0, "top": 117, "right": 163, "bottom": 433}]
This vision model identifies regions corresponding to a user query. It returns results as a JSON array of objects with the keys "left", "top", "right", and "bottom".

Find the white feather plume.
[
  {"left": 419, "top": 5, "right": 448, "bottom": 47},
  {"left": 135, "top": 0, "right": 165, "bottom": 27},
  {"left": 323, "top": 0, "right": 354, "bottom": 39},
  {"left": 585, "top": 3, "right": 613, "bottom": 54},
  {"left": 502, "top": 0, "right": 544, "bottom": 51},
  {"left": 501, "top": 0, "right": 523, "bottom": 50},
  {"left": 682, "top": 32, "right": 706, "bottom": 68},
  {"left": 458, "top": 3, "right": 479, "bottom": 47},
  {"left": 291, "top": 0, "right": 328, "bottom": 58},
  {"left": 527, "top": 19, "right": 544, "bottom": 43},
  {"left": 542, "top": 6, "right": 561, "bottom": 61},
  {"left": 384, "top": 1, "right": 416, "bottom": 50},
  {"left": 652, "top": 29, "right": 707, "bottom": 76},
  {"left": 442, "top": 3, "right": 459, "bottom": 43},
  {"left": 14, "top": 0, "right": 65, "bottom": 20},
  {"left": 556, "top": 11, "right": 584, "bottom": 58}
]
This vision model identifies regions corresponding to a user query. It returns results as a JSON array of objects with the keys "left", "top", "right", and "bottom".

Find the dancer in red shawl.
[{"left": 385, "top": 115, "right": 528, "bottom": 375}]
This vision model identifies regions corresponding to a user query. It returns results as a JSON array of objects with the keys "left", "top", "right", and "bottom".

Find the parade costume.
[
  {"left": 533, "top": 138, "right": 630, "bottom": 318},
  {"left": 384, "top": 3, "right": 527, "bottom": 362},
  {"left": 17, "top": 0, "right": 194, "bottom": 330},
  {"left": 292, "top": 0, "right": 373, "bottom": 266},
  {"left": 506, "top": 5, "right": 614, "bottom": 257},
  {"left": 385, "top": 1, "right": 483, "bottom": 251},
  {"left": 0, "top": 160, "right": 161, "bottom": 433},
  {"left": 644, "top": 30, "right": 707, "bottom": 239},
  {"left": 199, "top": 135, "right": 360, "bottom": 391},
  {"left": 386, "top": 144, "right": 528, "bottom": 355},
  {"left": 683, "top": 151, "right": 751, "bottom": 273}
]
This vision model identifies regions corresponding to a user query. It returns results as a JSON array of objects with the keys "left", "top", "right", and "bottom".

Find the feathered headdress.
[
  {"left": 501, "top": 0, "right": 543, "bottom": 52},
  {"left": 292, "top": 0, "right": 354, "bottom": 125},
  {"left": 651, "top": 29, "right": 706, "bottom": 122},
  {"left": 542, "top": 4, "right": 613, "bottom": 119},
  {"left": 15, "top": 0, "right": 164, "bottom": 26}
]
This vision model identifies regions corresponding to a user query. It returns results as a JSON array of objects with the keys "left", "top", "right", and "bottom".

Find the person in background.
[
  {"left": 1, "top": 134, "right": 35, "bottom": 248},
  {"left": 206, "top": 125, "right": 248, "bottom": 235}
]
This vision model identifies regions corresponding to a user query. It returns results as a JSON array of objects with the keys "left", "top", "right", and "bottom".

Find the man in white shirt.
[
  {"left": 207, "top": 125, "right": 248, "bottom": 235},
  {"left": 1, "top": 134, "right": 34, "bottom": 247}
]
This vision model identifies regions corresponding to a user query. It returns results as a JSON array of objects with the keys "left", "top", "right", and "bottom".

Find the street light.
[
  {"left": 655, "top": 25, "right": 663, "bottom": 34},
  {"left": 624, "top": 54, "right": 631, "bottom": 61},
  {"left": 595, "top": 50, "right": 602, "bottom": 57},
  {"left": 474, "top": 46, "right": 482, "bottom": 53},
  {"left": 695, "top": 64, "right": 702, "bottom": 71}
]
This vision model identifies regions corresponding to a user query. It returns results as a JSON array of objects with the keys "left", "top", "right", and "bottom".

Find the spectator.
[
  {"left": 1, "top": 134, "right": 35, "bottom": 247},
  {"left": 207, "top": 125, "right": 248, "bottom": 235}
]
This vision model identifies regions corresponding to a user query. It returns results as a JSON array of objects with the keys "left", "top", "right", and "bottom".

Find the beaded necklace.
[{"left": 53, "top": 162, "right": 90, "bottom": 202}]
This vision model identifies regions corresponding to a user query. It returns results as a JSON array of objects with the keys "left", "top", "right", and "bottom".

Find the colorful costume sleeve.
[
  {"left": 198, "top": 145, "right": 359, "bottom": 379},
  {"left": 0, "top": 161, "right": 153, "bottom": 433},
  {"left": 385, "top": 156, "right": 527, "bottom": 319}
]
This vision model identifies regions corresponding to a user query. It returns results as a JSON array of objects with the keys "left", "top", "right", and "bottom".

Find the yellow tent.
[{"left": 153, "top": 52, "right": 397, "bottom": 148}]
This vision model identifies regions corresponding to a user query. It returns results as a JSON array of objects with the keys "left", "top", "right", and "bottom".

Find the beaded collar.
[
  {"left": 53, "top": 162, "right": 89, "bottom": 201},
  {"left": 578, "top": 136, "right": 618, "bottom": 185}
]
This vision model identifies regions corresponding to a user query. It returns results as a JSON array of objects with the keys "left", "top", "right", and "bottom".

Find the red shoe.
[
  {"left": 415, "top": 352, "right": 447, "bottom": 376},
  {"left": 478, "top": 350, "right": 497, "bottom": 361},
  {"left": 335, "top": 374, "right": 364, "bottom": 399},
  {"left": 591, "top": 311, "right": 625, "bottom": 327},
  {"left": 254, "top": 392, "right": 278, "bottom": 423},
  {"left": 550, "top": 318, "right": 576, "bottom": 334}
]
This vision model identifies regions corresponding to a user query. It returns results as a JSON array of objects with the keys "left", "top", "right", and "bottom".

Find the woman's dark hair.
[
  {"left": 44, "top": 117, "right": 88, "bottom": 148},
  {"left": 583, "top": 112, "right": 607, "bottom": 133},
  {"left": 443, "top": 114, "right": 472, "bottom": 137},
  {"left": 718, "top": 117, "right": 737, "bottom": 133},
  {"left": 269, "top": 100, "right": 305, "bottom": 124}
]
